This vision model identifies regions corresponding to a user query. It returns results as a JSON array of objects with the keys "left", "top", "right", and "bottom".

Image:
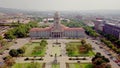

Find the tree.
[
  {"left": 84, "top": 26, "right": 99, "bottom": 37},
  {"left": 9, "top": 49, "right": 18, "bottom": 57},
  {"left": 4, "top": 31, "right": 15, "bottom": 40},
  {"left": 84, "top": 43, "right": 92, "bottom": 51},
  {"left": 4, "top": 21, "right": 38, "bottom": 39},
  {"left": 0, "top": 36, "right": 3, "bottom": 40},
  {"left": 95, "top": 52, "right": 102, "bottom": 58},
  {"left": 15, "top": 25, "right": 28, "bottom": 38},
  {"left": 40, "top": 39, "right": 48, "bottom": 47},
  {"left": 115, "top": 40, "right": 120, "bottom": 45},
  {"left": 0, "top": 36, "right": 3, "bottom": 46},
  {"left": 0, "top": 40, "right": 7, "bottom": 46},
  {"left": 92, "top": 52, "right": 111, "bottom": 68},
  {"left": 3, "top": 56, "right": 15, "bottom": 67},
  {"left": 17, "top": 48, "right": 25, "bottom": 54},
  {"left": 81, "top": 39, "right": 86, "bottom": 45},
  {"left": 66, "top": 46, "right": 75, "bottom": 56}
]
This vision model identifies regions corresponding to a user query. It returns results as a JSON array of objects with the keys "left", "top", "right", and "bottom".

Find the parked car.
[
  {"left": 117, "top": 62, "right": 120, "bottom": 66},
  {"left": 105, "top": 51, "right": 111, "bottom": 56},
  {"left": 99, "top": 46, "right": 103, "bottom": 49},
  {"left": 110, "top": 56, "right": 114, "bottom": 59},
  {"left": 115, "top": 60, "right": 120, "bottom": 63}
]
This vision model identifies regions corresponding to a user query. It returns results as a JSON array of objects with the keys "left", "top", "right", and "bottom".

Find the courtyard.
[
  {"left": 14, "top": 39, "right": 94, "bottom": 68},
  {"left": 1, "top": 39, "right": 96, "bottom": 68}
]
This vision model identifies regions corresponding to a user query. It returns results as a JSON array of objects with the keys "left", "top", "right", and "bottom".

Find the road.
[{"left": 86, "top": 38, "right": 120, "bottom": 68}]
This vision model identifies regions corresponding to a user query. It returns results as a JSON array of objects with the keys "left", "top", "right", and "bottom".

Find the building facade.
[
  {"left": 93, "top": 18, "right": 105, "bottom": 31},
  {"left": 103, "top": 23, "right": 120, "bottom": 39},
  {"left": 30, "top": 12, "right": 85, "bottom": 39}
]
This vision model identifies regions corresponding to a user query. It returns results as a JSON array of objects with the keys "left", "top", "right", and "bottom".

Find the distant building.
[
  {"left": 43, "top": 18, "right": 54, "bottom": 23},
  {"left": 85, "top": 20, "right": 94, "bottom": 27},
  {"left": 93, "top": 18, "right": 105, "bottom": 31},
  {"left": 103, "top": 23, "right": 120, "bottom": 39},
  {"left": 0, "top": 17, "right": 31, "bottom": 25},
  {"left": 30, "top": 12, "right": 85, "bottom": 39}
]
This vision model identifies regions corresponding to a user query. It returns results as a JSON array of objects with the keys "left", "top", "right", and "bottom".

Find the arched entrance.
[{"left": 51, "top": 32, "right": 63, "bottom": 38}]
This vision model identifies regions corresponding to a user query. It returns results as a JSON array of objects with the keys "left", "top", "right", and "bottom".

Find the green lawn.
[
  {"left": 66, "top": 42, "right": 95, "bottom": 57},
  {"left": 52, "top": 64, "right": 60, "bottom": 68},
  {"left": 68, "top": 63, "right": 93, "bottom": 68},
  {"left": 23, "top": 42, "right": 46, "bottom": 57},
  {"left": 0, "top": 42, "right": 13, "bottom": 53},
  {"left": 81, "top": 63, "right": 93, "bottom": 68},
  {"left": 12, "top": 63, "right": 44, "bottom": 68},
  {"left": 51, "top": 46, "right": 61, "bottom": 56},
  {"left": 69, "top": 50, "right": 95, "bottom": 57}
]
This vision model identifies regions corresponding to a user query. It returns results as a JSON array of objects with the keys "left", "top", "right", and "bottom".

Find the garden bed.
[
  {"left": 66, "top": 42, "right": 95, "bottom": 57},
  {"left": 12, "top": 63, "right": 45, "bottom": 68},
  {"left": 52, "top": 63, "right": 60, "bottom": 68},
  {"left": 23, "top": 42, "right": 46, "bottom": 57},
  {"left": 66, "top": 63, "right": 93, "bottom": 68}
]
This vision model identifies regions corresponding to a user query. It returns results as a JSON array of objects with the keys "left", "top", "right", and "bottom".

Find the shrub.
[
  {"left": 24, "top": 57, "right": 29, "bottom": 61},
  {"left": 9, "top": 49, "right": 18, "bottom": 57},
  {"left": 82, "top": 57, "right": 87, "bottom": 60},
  {"left": 69, "top": 58, "right": 72, "bottom": 60}
]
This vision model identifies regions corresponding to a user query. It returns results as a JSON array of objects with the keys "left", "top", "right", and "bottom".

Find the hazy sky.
[{"left": 0, "top": 0, "right": 120, "bottom": 11}]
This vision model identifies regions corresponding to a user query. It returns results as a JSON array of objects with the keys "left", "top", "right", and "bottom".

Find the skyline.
[{"left": 0, "top": 0, "right": 120, "bottom": 11}]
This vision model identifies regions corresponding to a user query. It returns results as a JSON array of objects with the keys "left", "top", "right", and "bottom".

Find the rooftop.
[{"left": 106, "top": 23, "right": 120, "bottom": 28}]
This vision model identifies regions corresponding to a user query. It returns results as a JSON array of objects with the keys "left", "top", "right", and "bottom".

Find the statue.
[{"left": 53, "top": 53, "right": 57, "bottom": 64}]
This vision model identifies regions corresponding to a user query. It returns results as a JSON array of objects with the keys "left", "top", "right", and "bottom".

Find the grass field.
[
  {"left": 23, "top": 42, "right": 46, "bottom": 57},
  {"left": 52, "top": 64, "right": 60, "bottom": 68},
  {"left": 66, "top": 42, "right": 95, "bottom": 57},
  {"left": 68, "top": 63, "right": 93, "bottom": 68},
  {"left": 12, "top": 63, "right": 44, "bottom": 68}
]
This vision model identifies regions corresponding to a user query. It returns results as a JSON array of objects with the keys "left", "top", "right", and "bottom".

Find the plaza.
[
  {"left": 13, "top": 39, "right": 94, "bottom": 68},
  {"left": 0, "top": 37, "right": 120, "bottom": 68}
]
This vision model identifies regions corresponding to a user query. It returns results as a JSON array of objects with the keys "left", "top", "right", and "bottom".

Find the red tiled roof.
[
  {"left": 64, "top": 27, "right": 84, "bottom": 31},
  {"left": 30, "top": 24, "right": 84, "bottom": 32},
  {"left": 30, "top": 27, "right": 51, "bottom": 32}
]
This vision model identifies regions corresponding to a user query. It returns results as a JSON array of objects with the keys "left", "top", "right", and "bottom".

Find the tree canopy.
[
  {"left": 61, "top": 19, "right": 85, "bottom": 28},
  {"left": 9, "top": 49, "right": 19, "bottom": 57},
  {"left": 84, "top": 26, "right": 99, "bottom": 38},
  {"left": 4, "top": 21, "right": 38, "bottom": 39},
  {"left": 92, "top": 52, "right": 111, "bottom": 68}
]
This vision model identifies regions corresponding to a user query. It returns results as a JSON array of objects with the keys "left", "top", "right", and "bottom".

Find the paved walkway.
[
  {"left": 15, "top": 39, "right": 92, "bottom": 68},
  {"left": 3, "top": 38, "right": 119, "bottom": 68},
  {"left": 0, "top": 38, "right": 30, "bottom": 62}
]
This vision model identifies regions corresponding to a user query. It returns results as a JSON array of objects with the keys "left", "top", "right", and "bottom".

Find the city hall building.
[{"left": 29, "top": 12, "right": 85, "bottom": 39}]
